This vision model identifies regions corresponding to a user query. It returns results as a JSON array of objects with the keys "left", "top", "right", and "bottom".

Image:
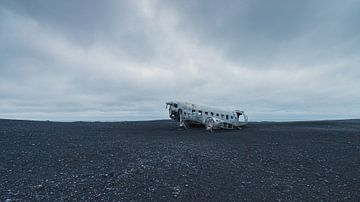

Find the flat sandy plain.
[{"left": 1, "top": 119, "right": 359, "bottom": 201}]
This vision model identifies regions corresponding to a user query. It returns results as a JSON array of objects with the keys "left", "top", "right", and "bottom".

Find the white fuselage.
[{"left": 166, "top": 101, "right": 248, "bottom": 130}]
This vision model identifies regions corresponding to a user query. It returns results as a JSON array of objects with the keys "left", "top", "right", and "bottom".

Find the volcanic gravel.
[{"left": 0, "top": 119, "right": 359, "bottom": 201}]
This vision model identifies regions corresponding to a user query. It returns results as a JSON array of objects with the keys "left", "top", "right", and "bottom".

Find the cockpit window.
[{"left": 174, "top": 104, "right": 177, "bottom": 108}]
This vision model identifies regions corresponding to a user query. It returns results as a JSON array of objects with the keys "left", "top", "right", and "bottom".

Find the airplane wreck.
[{"left": 166, "top": 101, "right": 248, "bottom": 130}]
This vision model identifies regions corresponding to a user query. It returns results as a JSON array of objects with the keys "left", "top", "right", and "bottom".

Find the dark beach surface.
[{"left": 0, "top": 119, "right": 359, "bottom": 201}]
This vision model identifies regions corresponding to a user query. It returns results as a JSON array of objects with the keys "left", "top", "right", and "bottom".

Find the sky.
[{"left": 0, "top": 0, "right": 359, "bottom": 121}]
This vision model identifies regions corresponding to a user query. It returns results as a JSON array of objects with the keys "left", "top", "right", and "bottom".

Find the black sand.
[{"left": 0, "top": 119, "right": 359, "bottom": 201}]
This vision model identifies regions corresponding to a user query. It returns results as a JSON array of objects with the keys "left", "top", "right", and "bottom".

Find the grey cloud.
[
  {"left": 0, "top": 0, "right": 359, "bottom": 121},
  {"left": 2, "top": 0, "right": 156, "bottom": 60},
  {"left": 167, "top": 0, "right": 360, "bottom": 65}
]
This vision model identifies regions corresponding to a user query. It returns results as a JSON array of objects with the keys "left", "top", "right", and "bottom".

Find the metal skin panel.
[{"left": 166, "top": 101, "right": 248, "bottom": 130}]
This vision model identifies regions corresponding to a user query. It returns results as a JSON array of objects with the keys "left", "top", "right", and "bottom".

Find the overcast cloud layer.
[{"left": 1, "top": 0, "right": 359, "bottom": 121}]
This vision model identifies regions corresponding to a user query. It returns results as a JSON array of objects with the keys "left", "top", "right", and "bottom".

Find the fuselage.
[{"left": 166, "top": 101, "right": 248, "bottom": 130}]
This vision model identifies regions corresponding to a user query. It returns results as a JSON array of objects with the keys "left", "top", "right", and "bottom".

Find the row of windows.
[{"left": 184, "top": 110, "right": 234, "bottom": 120}]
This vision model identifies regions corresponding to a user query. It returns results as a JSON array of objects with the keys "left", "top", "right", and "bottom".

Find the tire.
[{"left": 205, "top": 117, "right": 215, "bottom": 131}]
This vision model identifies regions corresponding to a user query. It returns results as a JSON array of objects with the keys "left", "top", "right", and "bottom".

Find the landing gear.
[
  {"left": 178, "top": 109, "right": 187, "bottom": 129},
  {"left": 179, "top": 121, "right": 188, "bottom": 129},
  {"left": 205, "top": 117, "right": 215, "bottom": 131}
]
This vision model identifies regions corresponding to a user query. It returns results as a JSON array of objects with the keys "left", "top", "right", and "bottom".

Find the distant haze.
[{"left": 1, "top": 0, "right": 359, "bottom": 121}]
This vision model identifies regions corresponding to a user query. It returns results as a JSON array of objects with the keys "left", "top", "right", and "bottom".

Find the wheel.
[{"left": 205, "top": 117, "right": 215, "bottom": 131}]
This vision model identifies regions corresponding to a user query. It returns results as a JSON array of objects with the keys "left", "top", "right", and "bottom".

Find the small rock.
[{"left": 172, "top": 185, "right": 181, "bottom": 197}]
